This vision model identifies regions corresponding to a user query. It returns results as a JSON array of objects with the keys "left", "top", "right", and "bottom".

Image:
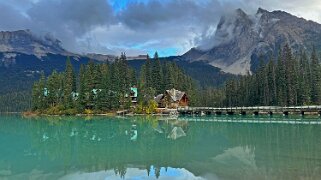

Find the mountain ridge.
[
  {"left": 0, "top": 29, "right": 120, "bottom": 66},
  {"left": 182, "top": 8, "right": 321, "bottom": 75},
  {"left": 0, "top": 30, "right": 71, "bottom": 57}
]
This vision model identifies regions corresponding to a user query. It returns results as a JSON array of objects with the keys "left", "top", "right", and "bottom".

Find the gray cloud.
[
  {"left": 110, "top": 0, "right": 253, "bottom": 54},
  {"left": 0, "top": 0, "right": 320, "bottom": 56},
  {"left": 0, "top": 3, "right": 30, "bottom": 31},
  {"left": 26, "top": 0, "right": 115, "bottom": 52},
  {"left": 118, "top": 1, "right": 217, "bottom": 30},
  {"left": 0, "top": 0, "right": 115, "bottom": 53},
  {"left": 28, "top": 0, "right": 114, "bottom": 35}
]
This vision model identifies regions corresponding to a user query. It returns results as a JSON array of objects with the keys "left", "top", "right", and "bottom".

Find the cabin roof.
[
  {"left": 154, "top": 94, "right": 164, "bottom": 103},
  {"left": 165, "top": 88, "right": 186, "bottom": 102}
]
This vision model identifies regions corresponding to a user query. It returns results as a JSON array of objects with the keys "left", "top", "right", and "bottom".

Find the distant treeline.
[
  {"left": 223, "top": 44, "right": 321, "bottom": 107},
  {"left": 0, "top": 91, "right": 31, "bottom": 112},
  {"left": 31, "top": 53, "right": 197, "bottom": 114}
]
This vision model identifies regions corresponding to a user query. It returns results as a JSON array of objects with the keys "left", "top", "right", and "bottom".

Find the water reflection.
[
  {"left": 59, "top": 167, "right": 204, "bottom": 180},
  {"left": 1, "top": 115, "right": 321, "bottom": 179}
]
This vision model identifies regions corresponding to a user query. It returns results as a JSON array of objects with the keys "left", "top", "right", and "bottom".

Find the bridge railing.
[{"left": 177, "top": 106, "right": 321, "bottom": 112}]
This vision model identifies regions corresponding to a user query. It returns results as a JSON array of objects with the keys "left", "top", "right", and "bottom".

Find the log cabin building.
[{"left": 155, "top": 88, "right": 189, "bottom": 109}]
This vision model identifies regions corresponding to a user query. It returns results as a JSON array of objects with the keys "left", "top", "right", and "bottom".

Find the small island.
[{"left": 30, "top": 52, "right": 196, "bottom": 116}]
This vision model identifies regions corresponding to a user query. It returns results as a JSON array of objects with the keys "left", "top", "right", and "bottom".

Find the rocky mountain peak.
[
  {"left": 235, "top": 8, "right": 247, "bottom": 18},
  {"left": 256, "top": 7, "right": 269, "bottom": 15},
  {"left": 0, "top": 29, "right": 68, "bottom": 58},
  {"left": 183, "top": 8, "right": 321, "bottom": 75},
  {"left": 0, "top": 29, "right": 119, "bottom": 66}
]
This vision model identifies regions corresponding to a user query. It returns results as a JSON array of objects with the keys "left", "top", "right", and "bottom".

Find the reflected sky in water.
[
  {"left": 1, "top": 115, "right": 321, "bottom": 179},
  {"left": 60, "top": 167, "right": 205, "bottom": 180}
]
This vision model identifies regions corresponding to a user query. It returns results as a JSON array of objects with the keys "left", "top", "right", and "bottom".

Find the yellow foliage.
[
  {"left": 45, "top": 105, "right": 64, "bottom": 115},
  {"left": 146, "top": 100, "right": 157, "bottom": 114},
  {"left": 84, "top": 109, "right": 93, "bottom": 115}
]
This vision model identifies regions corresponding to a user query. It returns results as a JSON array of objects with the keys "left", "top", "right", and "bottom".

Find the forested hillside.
[
  {"left": 0, "top": 53, "right": 92, "bottom": 112},
  {"left": 223, "top": 44, "right": 321, "bottom": 107}
]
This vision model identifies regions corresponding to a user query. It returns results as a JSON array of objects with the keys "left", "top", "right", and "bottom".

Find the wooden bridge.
[
  {"left": 177, "top": 116, "right": 321, "bottom": 125},
  {"left": 177, "top": 106, "right": 321, "bottom": 116}
]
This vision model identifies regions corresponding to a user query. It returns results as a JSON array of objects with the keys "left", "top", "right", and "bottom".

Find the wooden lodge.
[{"left": 155, "top": 88, "right": 189, "bottom": 109}]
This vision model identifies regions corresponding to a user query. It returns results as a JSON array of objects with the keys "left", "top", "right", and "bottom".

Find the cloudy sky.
[{"left": 1, "top": 0, "right": 321, "bottom": 56}]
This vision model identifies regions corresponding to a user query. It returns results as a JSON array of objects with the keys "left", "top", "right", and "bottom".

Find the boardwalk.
[
  {"left": 177, "top": 106, "right": 321, "bottom": 116},
  {"left": 177, "top": 116, "right": 321, "bottom": 125}
]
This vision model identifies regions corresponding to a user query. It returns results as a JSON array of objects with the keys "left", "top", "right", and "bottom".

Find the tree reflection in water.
[{"left": 0, "top": 115, "right": 321, "bottom": 179}]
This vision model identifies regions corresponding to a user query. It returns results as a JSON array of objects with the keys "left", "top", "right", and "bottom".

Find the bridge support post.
[
  {"left": 239, "top": 111, "right": 246, "bottom": 115},
  {"left": 283, "top": 111, "right": 289, "bottom": 116},
  {"left": 300, "top": 111, "right": 304, "bottom": 116}
]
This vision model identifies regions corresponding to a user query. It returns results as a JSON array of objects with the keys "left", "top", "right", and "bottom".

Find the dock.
[{"left": 177, "top": 106, "right": 321, "bottom": 116}]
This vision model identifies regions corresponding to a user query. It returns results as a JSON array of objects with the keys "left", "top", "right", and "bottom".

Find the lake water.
[{"left": 1, "top": 115, "right": 321, "bottom": 180}]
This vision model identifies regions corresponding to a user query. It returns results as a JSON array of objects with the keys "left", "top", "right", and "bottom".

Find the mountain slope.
[{"left": 183, "top": 8, "right": 321, "bottom": 75}]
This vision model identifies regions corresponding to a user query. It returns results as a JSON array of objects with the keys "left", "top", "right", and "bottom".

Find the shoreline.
[
  {"left": 5, "top": 109, "right": 321, "bottom": 119},
  {"left": 20, "top": 111, "right": 176, "bottom": 117}
]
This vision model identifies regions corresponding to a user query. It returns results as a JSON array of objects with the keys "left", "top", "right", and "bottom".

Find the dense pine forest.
[
  {"left": 31, "top": 53, "right": 197, "bottom": 115},
  {"left": 223, "top": 44, "right": 321, "bottom": 107},
  {"left": 0, "top": 58, "right": 233, "bottom": 113},
  {"left": 6, "top": 44, "right": 321, "bottom": 114}
]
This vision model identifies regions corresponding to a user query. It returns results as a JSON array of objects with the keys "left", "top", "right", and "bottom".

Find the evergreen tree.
[
  {"left": 144, "top": 55, "right": 152, "bottom": 88},
  {"left": 78, "top": 64, "right": 86, "bottom": 111},
  {"left": 31, "top": 81, "right": 40, "bottom": 111},
  {"left": 151, "top": 52, "right": 163, "bottom": 94},
  {"left": 47, "top": 70, "right": 61, "bottom": 107},
  {"left": 36, "top": 72, "right": 47, "bottom": 111},
  {"left": 310, "top": 47, "right": 321, "bottom": 104},
  {"left": 96, "top": 63, "right": 109, "bottom": 110},
  {"left": 63, "top": 57, "right": 76, "bottom": 109}
]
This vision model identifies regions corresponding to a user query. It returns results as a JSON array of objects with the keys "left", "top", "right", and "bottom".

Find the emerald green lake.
[{"left": 1, "top": 115, "right": 321, "bottom": 180}]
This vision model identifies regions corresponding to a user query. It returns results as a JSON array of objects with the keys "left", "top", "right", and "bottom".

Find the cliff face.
[
  {"left": 0, "top": 30, "right": 68, "bottom": 58},
  {"left": 0, "top": 30, "right": 117, "bottom": 67},
  {"left": 183, "top": 8, "right": 321, "bottom": 75}
]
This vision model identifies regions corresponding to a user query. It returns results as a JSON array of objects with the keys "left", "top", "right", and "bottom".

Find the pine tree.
[
  {"left": 63, "top": 57, "right": 76, "bottom": 109},
  {"left": 151, "top": 52, "right": 163, "bottom": 94},
  {"left": 296, "top": 51, "right": 309, "bottom": 105},
  {"left": 145, "top": 55, "right": 152, "bottom": 88},
  {"left": 37, "top": 72, "right": 47, "bottom": 111},
  {"left": 95, "top": 63, "right": 109, "bottom": 110},
  {"left": 276, "top": 49, "right": 287, "bottom": 106},
  {"left": 283, "top": 44, "right": 296, "bottom": 105},
  {"left": 84, "top": 61, "right": 96, "bottom": 108},
  {"left": 31, "top": 81, "right": 40, "bottom": 111},
  {"left": 310, "top": 47, "right": 321, "bottom": 104},
  {"left": 78, "top": 64, "right": 86, "bottom": 111},
  {"left": 47, "top": 70, "right": 61, "bottom": 107}
]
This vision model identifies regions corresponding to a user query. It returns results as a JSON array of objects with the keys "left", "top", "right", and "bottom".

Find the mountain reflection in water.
[{"left": 1, "top": 115, "right": 321, "bottom": 180}]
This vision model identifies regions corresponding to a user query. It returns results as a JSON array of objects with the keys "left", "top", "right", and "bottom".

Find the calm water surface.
[{"left": 1, "top": 115, "right": 321, "bottom": 180}]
